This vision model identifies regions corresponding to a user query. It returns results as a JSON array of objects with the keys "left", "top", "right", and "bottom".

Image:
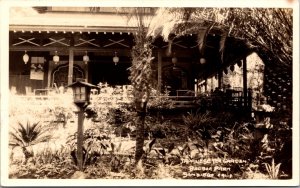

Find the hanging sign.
[{"left": 30, "top": 57, "right": 44, "bottom": 80}]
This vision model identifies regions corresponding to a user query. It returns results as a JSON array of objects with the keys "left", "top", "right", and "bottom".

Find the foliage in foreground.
[{"left": 9, "top": 93, "right": 292, "bottom": 179}]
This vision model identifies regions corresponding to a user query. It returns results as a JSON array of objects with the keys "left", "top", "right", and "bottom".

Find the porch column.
[
  {"left": 85, "top": 62, "right": 89, "bottom": 82},
  {"left": 204, "top": 78, "right": 207, "bottom": 92},
  {"left": 157, "top": 50, "right": 162, "bottom": 93},
  {"left": 242, "top": 57, "right": 248, "bottom": 107},
  {"left": 68, "top": 48, "right": 74, "bottom": 85},
  {"left": 218, "top": 69, "right": 222, "bottom": 88},
  {"left": 194, "top": 79, "right": 198, "bottom": 96},
  {"left": 211, "top": 76, "right": 214, "bottom": 91}
]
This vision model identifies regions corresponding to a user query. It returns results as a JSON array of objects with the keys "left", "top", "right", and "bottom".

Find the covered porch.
[{"left": 8, "top": 7, "right": 262, "bottom": 112}]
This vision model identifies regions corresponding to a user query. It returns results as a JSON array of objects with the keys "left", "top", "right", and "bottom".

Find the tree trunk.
[
  {"left": 22, "top": 146, "right": 33, "bottom": 163},
  {"left": 128, "top": 9, "right": 152, "bottom": 164},
  {"left": 134, "top": 100, "right": 147, "bottom": 163}
]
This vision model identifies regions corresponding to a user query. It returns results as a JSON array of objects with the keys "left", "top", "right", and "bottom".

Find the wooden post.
[
  {"left": 157, "top": 50, "right": 162, "bottom": 93},
  {"left": 218, "top": 69, "right": 222, "bottom": 89},
  {"left": 204, "top": 78, "right": 207, "bottom": 92},
  {"left": 68, "top": 48, "right": 74, "bottom": 85},
  {"left": 211, "top": 76, "right": 214, "bottom": 91},
  {"left": 85, "top": 60, "right": 89, "bottom": 82},
  {"left": 76, "top": 107, "right": 85, "bottom": 171},
  {"left": 242, "top": 57, "right": 248, "bottom": 107},
  {"left": 194, "top": 79, "right": 198, "bottom": 96},
  {"left": 248, "top": 88, "right": 252, "bottom": 111}
]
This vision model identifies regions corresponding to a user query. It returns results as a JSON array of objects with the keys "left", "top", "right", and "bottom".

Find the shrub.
[
  {"left": 182, "top": 111, "right": 217, "bottom": 144},
  {"left": 66, "top": 128, "right": 112, "bottom": 168}
]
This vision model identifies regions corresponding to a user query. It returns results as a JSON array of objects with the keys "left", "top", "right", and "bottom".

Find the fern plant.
[
  {"left": 9, "top": 121, "right": 52, "bottom": 161},
  {"left": 182, "top": 111, "right": 216, "bottom": 146}
]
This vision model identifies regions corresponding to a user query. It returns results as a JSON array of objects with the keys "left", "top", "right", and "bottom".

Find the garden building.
[
  {"left": 9, "top": 7, "right": 292, "bottom": 112},
  {"left": 5, "top": 5, "right": 294, "bottom": 181}
]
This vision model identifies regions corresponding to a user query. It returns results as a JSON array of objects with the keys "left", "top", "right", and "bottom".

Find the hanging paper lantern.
[
  {"left": 23, "top": 51, "right": 29, "bottom": 64},
  {"left": 53, "top": 51, "right": 59, "bottom": 64},
  {"left": 113, "top": 52, "right": 119, "bottom": 65},
  {"left": 172, "top": 57, "right": 178, "bottom": 64},
  {"left": 200, "top": 58, "right": 206, "bottom": 64},
  {"left": 83, "top": 51, "right": 89, "bottom": 64}
]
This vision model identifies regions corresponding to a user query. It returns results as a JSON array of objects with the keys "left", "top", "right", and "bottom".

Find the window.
[{"left": 74, "top": 86, "right": 86, "bottom": 101}]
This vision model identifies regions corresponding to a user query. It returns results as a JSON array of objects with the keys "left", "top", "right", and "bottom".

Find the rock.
[{"left": 71, "top": 171, "right": 88, "bottom": 179}]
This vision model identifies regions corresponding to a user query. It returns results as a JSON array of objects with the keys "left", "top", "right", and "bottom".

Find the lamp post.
[{"left": 68, "top": 79, "right": 98, "bottom": 170}]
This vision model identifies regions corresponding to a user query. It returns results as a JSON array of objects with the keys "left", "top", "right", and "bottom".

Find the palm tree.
[
  {"left": 147, "top": 8, "right": 292, "bottom": 69},
  {"left": 9, "top": 121, "right": 52, "bottom": 161},
  {"left": 125, "top": 8, "right": 155, "bottom": 163}
]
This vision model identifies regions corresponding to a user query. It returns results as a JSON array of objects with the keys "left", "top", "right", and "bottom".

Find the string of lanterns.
[{"left": 23, "top": 50, "right": 93, "bottom": 65}]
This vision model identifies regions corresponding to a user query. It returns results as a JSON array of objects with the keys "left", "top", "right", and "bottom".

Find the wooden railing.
[{"left": 12, "top": 88, "right": 252, "bottom": 111}]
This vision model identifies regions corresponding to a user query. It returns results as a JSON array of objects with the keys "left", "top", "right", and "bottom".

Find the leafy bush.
[
  {"left": 9, "top": 146, "right": 76, "bottom": 179},
  {"left": 147, "top": 88, "right": 174, "bottom": 110},
  {"left": 182, "top": 111, "right": 217, "bottom": 144},
  {"left": 66, "top": 128, "right": 112, "bottom": 168}
]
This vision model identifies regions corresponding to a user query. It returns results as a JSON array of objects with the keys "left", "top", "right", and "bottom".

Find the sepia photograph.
[{"left": 0, "top": 0, "right": 299, "bottom": 186}]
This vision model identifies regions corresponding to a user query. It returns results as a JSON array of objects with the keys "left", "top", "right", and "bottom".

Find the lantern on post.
[
  {"left": 68, "top": 79, "right": 99, "bottom": 170},
  {"left": 252, "top": 104, "right": 275, "bottom": 141},
  {"left": 68, "top": 79, "right": 98, "bottom": 107}
]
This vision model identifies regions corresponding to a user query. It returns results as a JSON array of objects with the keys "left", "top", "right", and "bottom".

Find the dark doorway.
[
  {"left": 162, "top": 65, "right": 190, "bottom": 96},
  {"left": 89, "top": 59, "right": 131, "bottom": 86}
]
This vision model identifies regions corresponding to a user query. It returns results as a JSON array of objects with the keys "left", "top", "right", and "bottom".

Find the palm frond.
[
  {"left": 197, "top": 23, "right": 214, "bottom": 55},
  {"left": 219, "top": 30, "right": 228, "bottom": 63},
  {"left": 9, "top": 132, "right": 26, "bottom": 147},
  {"left": 147, "top": 8, "right": 186, "bottom": 41},
  {"left": 31, "top": 135, "right": 52, "bottom": 145},
  {"left": 9, "top": 121, "right": 51, "bottom": 148}
]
